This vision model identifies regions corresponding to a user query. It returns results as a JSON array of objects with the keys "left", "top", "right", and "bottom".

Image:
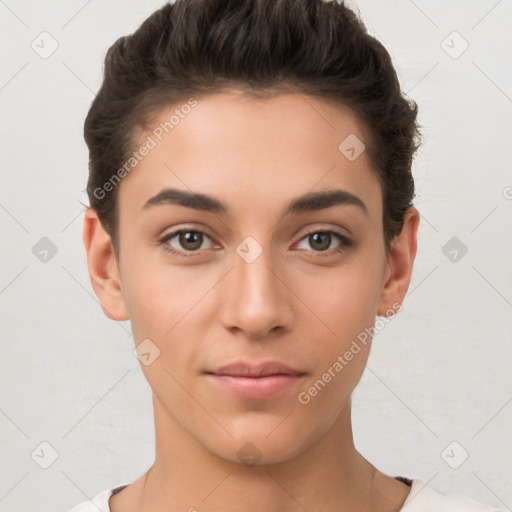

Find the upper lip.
[{"left": 206, "top": 361, "right": 305, "bottom": 377}]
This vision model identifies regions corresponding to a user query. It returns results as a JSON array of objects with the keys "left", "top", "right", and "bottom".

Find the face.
[{"left": 86, "top": 90, "right": 416, "bottom": 466}]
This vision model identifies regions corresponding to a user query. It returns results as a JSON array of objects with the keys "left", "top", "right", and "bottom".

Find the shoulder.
[
  {"left": 65, "top": 484, "right": 128, "bottom": 512},
  {"left": 401, "top": 479, "right": 505, "bottom": 512}
]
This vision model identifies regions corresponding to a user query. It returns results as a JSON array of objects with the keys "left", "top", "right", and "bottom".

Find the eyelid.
[
  {"left": 158, "top": 221, "right": 223, "bottom": 244},
  {"left": 298, "top": 226, "right": 351, "bottom": 242}
]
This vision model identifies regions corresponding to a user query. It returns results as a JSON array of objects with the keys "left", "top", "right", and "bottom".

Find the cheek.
[
  {"left": 295, "top": 278, "right": 375, "bottom": 419},
  {"left": 120, "top": 249, "right": 200, "bottom": 335},
  {"left": 121, "top": 252, "right": 217, "bottom": 383},
  {"left": 294, "top": 261, "right": 382, "bottom": 340},
  {"left": 290, "top": 259, "right": 381, "bottom": 402}
]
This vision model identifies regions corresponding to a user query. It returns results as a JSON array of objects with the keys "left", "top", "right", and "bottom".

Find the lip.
[
  {"left": 210, "top": 361, "right": 304, "bottom": 377},
  {"left": 204, "top": 361, "right": 306, "bottom": 400}
]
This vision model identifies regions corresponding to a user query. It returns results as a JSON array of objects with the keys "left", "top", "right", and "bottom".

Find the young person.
[{"left": 69, "top": 0, "right": 502, "bottom": 510}]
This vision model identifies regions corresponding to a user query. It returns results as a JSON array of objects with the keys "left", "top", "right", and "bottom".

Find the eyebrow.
[{"left": 142, "top": 187, "right": 369, "bottom": 217}]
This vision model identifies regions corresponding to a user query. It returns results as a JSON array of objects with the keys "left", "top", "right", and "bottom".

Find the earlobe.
[
  {"left": 82, "top": 208, "right": 129, "bottom": 321},
  {"left": 377, "top": 207, "right": 420, "bottom": 317}
]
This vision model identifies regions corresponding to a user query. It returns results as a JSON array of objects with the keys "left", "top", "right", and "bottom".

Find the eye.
[
  {"left": 159, "top": 228, "right": 216, "bottom": 256},
  {"left": 295, "top": 229, "right": 351, "bottom": 256},
  {"left": 158, "top": 227, "right": 352, "bottom": 258}
]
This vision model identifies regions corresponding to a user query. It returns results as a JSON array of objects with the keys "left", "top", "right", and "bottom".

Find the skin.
[{"left": 83, "top": 90, "right": 420, "bottom": 512}]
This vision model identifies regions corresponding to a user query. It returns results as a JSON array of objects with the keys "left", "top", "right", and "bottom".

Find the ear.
[
  {"left": 82, "top": 208, "right": 129, "bottom": 321},
  {"left": 377, "top": 207, "right": 420, "bottom": 317}
]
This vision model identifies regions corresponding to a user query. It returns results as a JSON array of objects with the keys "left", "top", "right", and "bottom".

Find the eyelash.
[{"left": 158, "top": 227, "right": 352, "bottom": 258}]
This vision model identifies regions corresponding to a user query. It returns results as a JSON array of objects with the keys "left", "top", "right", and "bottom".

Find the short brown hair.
[{"left": 84, "top": 0, "right": 421, "bottom": 258}]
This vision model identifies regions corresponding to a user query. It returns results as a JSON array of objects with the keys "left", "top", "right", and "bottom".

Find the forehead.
[{"left": 118, "top": 91, "right": 382, "bottom": 221}]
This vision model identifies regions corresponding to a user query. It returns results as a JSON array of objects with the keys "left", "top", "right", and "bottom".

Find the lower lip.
[{"left": 206, "top": 374, "right": 304, "bottom": 400}]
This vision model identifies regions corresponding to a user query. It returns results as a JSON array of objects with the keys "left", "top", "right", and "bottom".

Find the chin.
[{"left": 201, "top": 426, "right": 313, "bottom": 468}]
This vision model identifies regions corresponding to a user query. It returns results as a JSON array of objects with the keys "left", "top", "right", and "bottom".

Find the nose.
[{"left": 218, "top": 241, "right": 294, "bottom": 340}]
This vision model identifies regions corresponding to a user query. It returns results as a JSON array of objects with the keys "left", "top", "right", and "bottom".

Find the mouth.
[{"left": 204, "top": 361, "right": 307, "bottom": 400}]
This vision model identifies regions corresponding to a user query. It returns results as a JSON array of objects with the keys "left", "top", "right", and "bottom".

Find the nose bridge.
[
  {"left": 234, "top": 234, "right": 281, "bottom": 304},
  {"left": 219, "top": 233, "right": 292, "bottom": 337}
]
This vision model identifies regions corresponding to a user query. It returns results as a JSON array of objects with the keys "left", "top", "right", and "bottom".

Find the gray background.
[{"left": 0, "top": 0, "right": 511, "bottom": 511}]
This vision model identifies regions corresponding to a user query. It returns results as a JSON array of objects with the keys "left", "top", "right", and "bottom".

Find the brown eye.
[
  {"left": 177, "top": 231, "right": 203, "bottom": 250},
  {"left": 307, "top": 232, "right": 332, "bottom": 251},
  {"left": 296, "top": 230, "right": 351, "bottom": 255},
  {"left": 160, "top": 229, "right": 215, "bottom": 255}
]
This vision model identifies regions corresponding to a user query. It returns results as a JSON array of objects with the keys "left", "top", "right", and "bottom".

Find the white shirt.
[{"left": 67, "top": 478, "right": 505, "bottom": 511}]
